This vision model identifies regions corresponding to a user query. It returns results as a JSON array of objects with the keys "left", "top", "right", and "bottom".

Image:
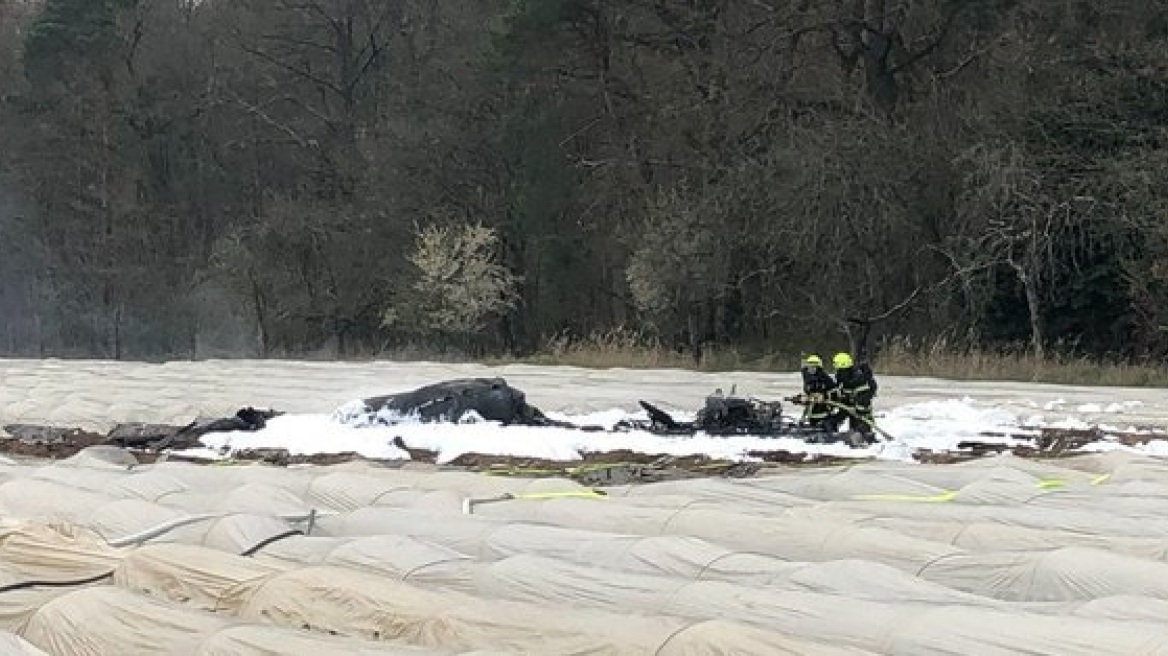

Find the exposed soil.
[
  {"left": 0, "top": 422, "right": 1160, "bottom": 484},
  {"left": 913, "top": 450, "right": 983, "bottom": 465},
  {"left": 443, "top": 449, "right": 766, "bottom": 485},
  {"left": 1111, "top": 431, "right": 1168, "bottom": 446},
  {"left": 0, "top": 426, "right": 111, "bottom": 460},
  {"left": 744, "top": 450, "right": 858, "bottom": 467}
]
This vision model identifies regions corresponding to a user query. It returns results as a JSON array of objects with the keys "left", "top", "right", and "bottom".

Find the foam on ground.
[{"left": 3, "top": 358, "right": 1168, "bottom": 463}]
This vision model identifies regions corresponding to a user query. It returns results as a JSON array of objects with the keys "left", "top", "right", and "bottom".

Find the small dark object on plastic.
[{"left": 107, "top": 406, "right": 282, "bottom": 451}]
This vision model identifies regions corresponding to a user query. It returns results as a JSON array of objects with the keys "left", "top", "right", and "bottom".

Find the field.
[{"left": 0, "top": 358, "right": 1167, "bottom": 654}]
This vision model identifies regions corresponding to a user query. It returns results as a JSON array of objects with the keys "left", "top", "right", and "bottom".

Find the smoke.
[{"left": 188, "top": 279, "right": 265, "bottom": 359}]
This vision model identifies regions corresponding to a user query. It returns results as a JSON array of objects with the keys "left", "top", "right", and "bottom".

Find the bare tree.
[{"left": 949, "top": 142, "right": 1097, "bottom": 359}]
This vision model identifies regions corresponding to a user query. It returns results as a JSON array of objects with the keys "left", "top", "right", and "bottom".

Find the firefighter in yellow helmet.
[
  {"left": 798, "top": 354, "right": 837, "bottom": 427},
  {"left": 829, "top": 351, "right": 878, "bottom": 440}
]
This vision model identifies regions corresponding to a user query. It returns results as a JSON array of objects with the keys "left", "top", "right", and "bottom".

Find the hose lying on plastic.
[
  {"left": 239, "top": 530, "right": 304, "bottom": 557},
  {"left": 106, "top": 513, "right": 221, "bottom": 548},
  {"left": 0, "top": 571, "right": 113, "bottom": 594},
  {"left": 107, "top": 510, "right": 325, "bottom": 548},
  {"left": 0, "top": 517, "right": 313, "bottom": 596}
]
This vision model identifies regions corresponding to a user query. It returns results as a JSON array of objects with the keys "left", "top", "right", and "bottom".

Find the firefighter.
[
  {"left": 829, "top": 351, "right": 878, "bottom": 439},
  {"left": 797, "top": 354, "right": 836, "bottom": 428}
]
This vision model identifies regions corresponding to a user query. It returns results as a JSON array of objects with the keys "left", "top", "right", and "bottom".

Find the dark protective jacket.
[
  {"left": 835, "top": 363, "right": 878, "bottom": 407},
  {"left": 801, "top": 367, "right": 837, "bottom": 395},
  {"left": 800, "top": 366, "right": 837, "bottom": 423}
]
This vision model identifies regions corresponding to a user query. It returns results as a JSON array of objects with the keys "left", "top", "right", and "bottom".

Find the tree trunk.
[
  {"left": 687, "top": 309, "right": 703, "bottom": 367},
  {"left": 1011, "top": 262, "right": 1045, "bottom": 360},
  {"left": 249, "top": 272, "right": 269, "bottom": 357},
  {"left": 112, "top": 303, "right": 124, "bottom": 360},
  {"left": 334, "top": 317, "right": 348, "bottom": 358},
  {"left": 188, "top": 311, "right": 199, "bottom": 359}
]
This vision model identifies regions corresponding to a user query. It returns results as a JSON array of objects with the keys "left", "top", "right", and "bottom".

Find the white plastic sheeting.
[
  {"left": 917, "top": 546, "right": 1168, "bottom": 601},
  {"left": 110, "top": 543, "right": 865, "bottom": 655},
  {"left": 463, "top": 500, "right": 964, "bottom": 572},
  {"left": 102, "top": 542, "right": 1168, "bottom": 655},
  {"left": 0, "top": 631, "right": 47, "bottom": 655},
  {"left": 4, "top": 448, "right": 1168, "bottom": 653},
  {"left": 19, "top": 587, "right": 460, "bottom": 656},
  {"left": 175, "top": 552, "right": 855, "bottom": 654}
]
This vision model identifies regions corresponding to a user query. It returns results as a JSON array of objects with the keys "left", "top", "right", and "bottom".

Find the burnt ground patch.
[{"left": 1, "top": 423, "right": 1162, "bottom": 485}]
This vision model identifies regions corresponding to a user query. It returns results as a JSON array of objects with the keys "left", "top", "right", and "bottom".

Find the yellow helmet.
[
  {"left": 802, "top": 354, "right": 823, "bottom": 368},
  {"left": 832, "top": 352, "right": 854, "bottom": 369}
]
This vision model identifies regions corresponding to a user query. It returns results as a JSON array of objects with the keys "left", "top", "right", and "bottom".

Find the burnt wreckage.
[
  {"left": 347, "top": 378, "right": 574, "bottom": 428},
  {"left": 344, "top": 378, "right": 865, "bottom": 445},
  {"left": 615, "top": 392, "right": 867, "bottom": 445},
  {"left": 1, "top": 378, "right": 870, "bottom": 459}
]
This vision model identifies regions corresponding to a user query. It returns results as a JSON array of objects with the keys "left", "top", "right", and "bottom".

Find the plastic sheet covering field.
[{"left": 8, "top": 448, "right": 1168, "bottom": 653}]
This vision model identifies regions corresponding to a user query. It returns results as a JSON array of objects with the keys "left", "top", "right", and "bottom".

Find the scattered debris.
[
  {"left": 1034, "top": 427, "right": 1106, "bottom": 455},
  {"left": 956, "top": 441, "right": 1014, "bottom": 456},
  {"left": 2, "top": 413, "right": 1167, "bottom": 481},
  {"left": 1, "top": 407, "right": 280, "bottom": 461},
  {"left": 745, "top": 450, "right": 858, "bottom": 466},
  {"left": 442, "top": 450, "right": 764, "bottom": 485},
  {"left": 286, "top": 452, "right": 393, "bottom": 466},
  {"left": 0, "top": 424, "right": 108, "bottom": 459},
  {"left": 1093, "top": 429, "right": 1168, "bottom": 447},
  {"left": 391, "top": 436, "right": 439, "bottom": 462},
  {"left": 107, "top": 407, "right": 281, "bottom": 451},
  {"left": 106, "top": 423, "right": 206, "bottom": 450},
  {"left": 913, "top": 450, "right": 983, "bottom": 465},
  {"left": 976, "top": 430, "right": 1038, "bottom": 440},
  {"left": 233, "top": 448, "right": 293, "bottom": 466},
  {"left": 950, "top": 426, "right": 1167, "bottom": 460}
]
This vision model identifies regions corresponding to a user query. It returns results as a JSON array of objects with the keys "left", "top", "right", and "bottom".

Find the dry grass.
[
  {"left": 498, "top": 326, "right": 697, "bottom": 370},
  {"left": 484, "top": 329, "right": 1168, "bottom": 388},
  {"left": 872, "top": 336, "right": 1168, "bottom": 387}
]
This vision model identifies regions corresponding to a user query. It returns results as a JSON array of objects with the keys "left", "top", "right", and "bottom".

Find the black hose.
[
  {"left": 0, "top": 529, "right": 305, "bottom": 596},
  {"left": 0, "top": 570, "right": 114, "bottom": 594},
  {"left": 239, "top": 529, "right": 304, "bottom": 557}
]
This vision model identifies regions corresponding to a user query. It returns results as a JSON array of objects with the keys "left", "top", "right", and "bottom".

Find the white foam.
[
  {"left": 2, "top": 358, "right": 1165, "bottom": 463},
  {"left": 190, "top": 396, "right": 1060, "bottom": 464}
]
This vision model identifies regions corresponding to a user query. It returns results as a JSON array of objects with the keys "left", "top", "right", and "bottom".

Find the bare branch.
[
  {"left": 936, "top": 43, "right": 993, "bottom": 81},
  {"left": 235, "top": 40, "right": 347, "bottom": 98},
  {"left": 889, "top": 5, "right": 961, "bottom": 74},
  {"left": 259, "top": 32, "right": 338, "bottom": 54},
  {"left": 225, "top": 91, "right": 313, "bottom": 148},
  {"left": 857, "top": 285, "right": 921, "bottom": 323}
]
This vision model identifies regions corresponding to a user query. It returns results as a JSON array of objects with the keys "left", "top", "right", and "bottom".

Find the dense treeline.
[{"left": 1, "top": 0, "right": 1167, "bottom": 362}]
